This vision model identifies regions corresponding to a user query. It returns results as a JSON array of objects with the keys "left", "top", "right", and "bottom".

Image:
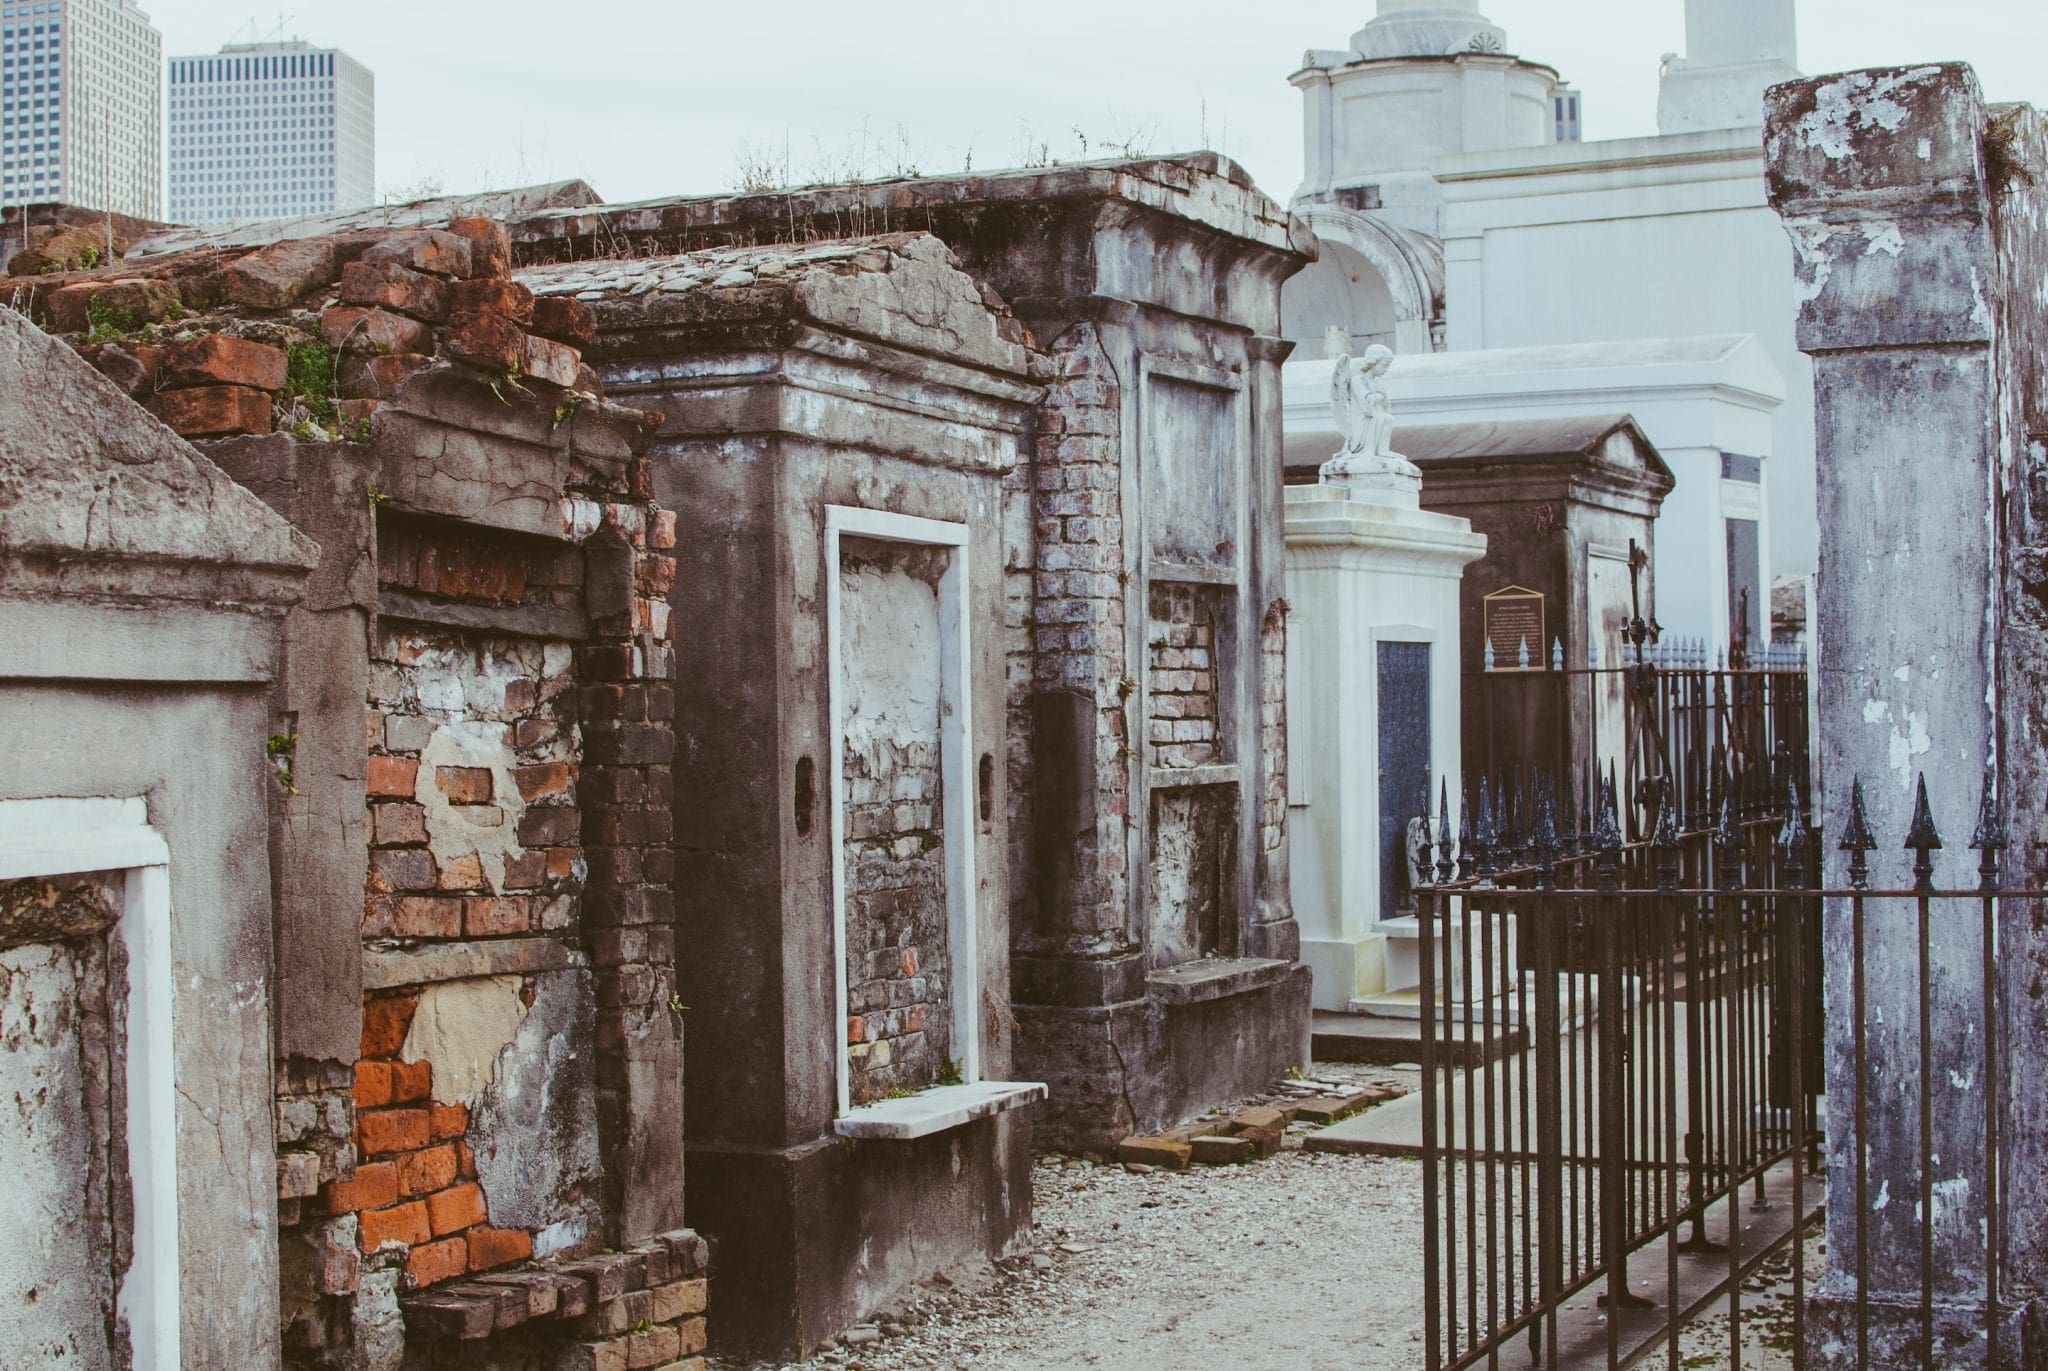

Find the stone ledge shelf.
[
  {"left": 1146, "top": 956, "right": 1294, "bottom": 1006},
  {"left": 833, "top": 1081, "right": 1048, "bottom": 1141}
]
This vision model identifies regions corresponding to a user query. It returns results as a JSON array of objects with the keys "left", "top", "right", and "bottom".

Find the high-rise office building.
[
  {"left": 0, "top": 0, "right": 162, "bottom": 216},
  {"left": 169, "top": 40, "right": 372, "bottom": 225}
]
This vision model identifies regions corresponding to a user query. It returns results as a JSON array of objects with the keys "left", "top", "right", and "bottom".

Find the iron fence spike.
[
  {"left": 1535, "top": 777, "right": 1560, "bottom": 863},
  {"left": 1970, "top": 772, "right": 2008, "bottom": 852},
  {"left": 1596, "top": 770, "right": 1625, "bottom": 851},
  {"left": 1778, "top": 776, "right": 1806, "bottom": 856},
  {"left": 1904, "top": 773, "right": 1943, "bottom": 852},
  {"left": 1715, "top": 784, "right": 1742, "bottom": 852},
  {"left": 1652, "top": 784, "right": 1681, "bottom": 850},
  {"left": 1840, "top": 777, "right": 1877, "bottom": 853}
]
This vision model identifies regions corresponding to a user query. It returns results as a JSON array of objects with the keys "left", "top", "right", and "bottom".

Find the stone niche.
[
  {"left": 510, "top": 154, "right": 1320, "bottom": 1156},
  {"left": 0, "top": 874, "right": 125, "bottom": 1370},
  {"left": 522, "top": 231, "right": 1047, "bottom": 1357}
]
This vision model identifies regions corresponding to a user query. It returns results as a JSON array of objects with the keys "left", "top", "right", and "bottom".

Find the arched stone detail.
[{"left": 1289, "top": 205, "right": 1445, "bottom": 354}]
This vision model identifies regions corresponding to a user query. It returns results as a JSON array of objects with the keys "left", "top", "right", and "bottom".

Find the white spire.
[
  {"left": 1352, "top": 1, "right": 1506, "bottom": 60},
  {"left": 1658, "top": 0, "right": 1801, "bottom": 135}
]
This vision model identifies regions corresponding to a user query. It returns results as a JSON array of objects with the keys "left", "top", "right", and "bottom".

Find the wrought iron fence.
[
  {"left": 1466, "top": 644, "right": 1810, "bottom": 848},
  {"left": 1414, "top": 773, "right": 2019, "bottom": 1370}
]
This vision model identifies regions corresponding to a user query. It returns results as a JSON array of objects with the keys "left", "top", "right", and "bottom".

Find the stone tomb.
[
  {"left": 512, "top": 153, "right": 1320, "bottom": 1164},
  {"left": 523, "top": 233, "right": 1047, "bottom": 1357},
  {"left": 1289, "top": 415, "right": 1673, "bottom": 793}
]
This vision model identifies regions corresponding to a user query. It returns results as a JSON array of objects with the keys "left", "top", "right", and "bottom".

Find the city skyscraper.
[
  {"left": 0, "top": 0, "right": 163, "bottom": 217},
  {"left": 169, "top": 39, "right": 373, "bottom": 225}
]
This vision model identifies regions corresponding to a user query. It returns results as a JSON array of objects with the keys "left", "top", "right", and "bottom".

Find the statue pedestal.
[{"left": 1283, "top": 481, "right": 1485, "bottom": 1012}]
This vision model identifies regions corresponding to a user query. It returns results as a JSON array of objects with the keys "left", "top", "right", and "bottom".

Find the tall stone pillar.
[{"left": 1766, "top": 64, "right": 2048, "bottom": 1365}]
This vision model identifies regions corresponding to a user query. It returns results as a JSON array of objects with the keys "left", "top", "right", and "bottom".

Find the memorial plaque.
[
  {"left": 1483, "top": 587, "right": 1546, "bottom": 670},
  {"left": 1377, "top": 641, "right": 1431, "bottom": 917}
]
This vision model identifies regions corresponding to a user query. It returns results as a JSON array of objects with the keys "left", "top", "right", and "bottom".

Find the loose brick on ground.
[
  {"left": 1190, "top": 1134, "right": 1255, "bottom": 1165},
  {"left": 1115, "top": 1137, "right": 1192, "bottom": 1171}
]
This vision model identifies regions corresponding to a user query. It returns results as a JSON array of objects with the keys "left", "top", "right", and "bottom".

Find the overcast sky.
[{"left": 140, "top": 0, "right": 2045, "bottom": 208}]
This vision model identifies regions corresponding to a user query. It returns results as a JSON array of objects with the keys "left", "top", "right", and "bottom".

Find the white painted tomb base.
[{"left": 1284, "top": 478, "right": 1484, "bottom": 1014}]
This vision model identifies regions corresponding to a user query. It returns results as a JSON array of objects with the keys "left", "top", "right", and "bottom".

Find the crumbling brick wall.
[
  {"left": 1012, "top": 324, "right": 1132, "bottom": 959},
  {"left": 1146, "top": 583, "right": 1224, "bottom": 769},
  {"left": 839, "top": 540, "right": 954, "bottom": 1103},
  {"left": 25, "top": 210, "right": 703, "bottom": 1367}
]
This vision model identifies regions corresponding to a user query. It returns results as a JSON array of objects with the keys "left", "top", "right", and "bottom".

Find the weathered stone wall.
[
  {"left": 1146, "top": 583, "right": 1225, "bottom": 770},
  {"left": 1766, "top": 64, "right": 2048, "bottom": 1365}
]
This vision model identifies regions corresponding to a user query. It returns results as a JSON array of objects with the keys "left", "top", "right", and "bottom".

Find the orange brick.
[
  {"left": 390, "top": 1059, "right": 433, "bottom": 1104},
  {"left": 365, "top": 755, "right": 420, "bottom": 798},
  {"left": 362, "top": 994, "right": 418, "bottom": 1059},
  {"left": 465, "top": 1226, "right": 531, "bottom": 1271},
  {"left": 456, "top": 1140, "right": 476, "bottom": 1179},
  {"left": 320, "top": 1161, "right": 397, "bottom": 1215},
  {"left": 404, "top": 1236, "right": 468, "bottom": 1289},
  {"left": 395, "top": 1144, "right": 459, "bottom": 1198},
  {"left": 359, "top": 1200, "right": 430, "bottom": 1252},
  {"left": 463, "top": 896, "right": 530, "bottom": 937},
  {"left": 429, "top": 1102, "right": 469, "bottom": 1141},
  {"left": 427, "top": 1182, "right": 487, "bottom": 1236},
  {"left": 353, "top": 1060, "right": 396, "bottom": 1109},
  {"left": 364, "top": 895, "right": 462, "bottom": 940},
  {"left": 160, "top": 334, "right": 289, "bottom": 391},
  {"left": 359, "top": 1108, "right": 430, "bottom": 1156},
  {"left": 545, "top": 848, "right": 577, "bottom": 880},
  {"left": 435, "top": 765, "right": 493, "bottom": 804},
  {"left": 146, "top": 384, "right": 272, "bottom": 438},
  {"left": 513, "top": 762, "right": 573, "bottom": 802},
  {"left": 436, "top": 854, "right": 484, "bottom": 891}
]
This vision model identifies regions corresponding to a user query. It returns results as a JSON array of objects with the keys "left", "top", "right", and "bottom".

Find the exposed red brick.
[
  {"left": 513, "top": 762, "right": 574, "bottom": 802},
  {"left": 320, "top": 1161, "right": 397, "bottom": 1215},
  {"left": 396, "top": 1143, "right": 459, "bottom": 1197},
  {"left": 442, "top": 310, "right": 524, "bottom": 372},
  {"left": 321, "top": 305, "right": 432, "bottom": 356},
  {"left": 428, "top": 1101, "right": 469, "bottom": 1141},
  {"left": 360, "top": 1200, "right": 431, "bottom": 1252},
  {"left": 531, "top": 295, "right": 596, "bottom": 348},
  {"left": 456, "top": 1140, "right": 476, "bottom": 1179},
  {"left": 360, "top": 229, "right": 473, "bottom": 280},
  {"left": 364, "top": 895, "right": 463, "bottom": 940},
  {"left": 544, "top": 848, "right": 578, "bottom": 881},
  {"left": 449, "top": 276, "right": 533, "bottom": 324},
  {"left": 848, "top": 1015, "right": 865, "bottom": 1044},
  {"left": 445, "top": 217, "right": 511, "bottom": 278},
  {"left": 361, "top": 994, "right": 418, "bottom": 1058},
  {"left": 404, "top": 1236, "right": 469, "bottom": 1289},
  {"left": 519, "top": 332, "right": 581, "bottom": 388},
  {"left": 502, "top": 677, "right": 537, "bottom": 711},
  {"left": 359, "top": 1108, "right": 431, "bottom": 1156},
  {"left": 337, "top": 397, "right": 382, "bottom": 428},
  {"left": 160, "top": 334, "right": 289, "bottom": 391},
  {"left": 353, "top": 1060, "right": 397, "bottom": 1109},
  {"left": 339, "top": 259, "right": 451, "bottom": 322},
  {"left": 146, "top": 385, "right": 272, "bottom": 438},
  {"left": 517, "top": 807, "right": 579, "bottom": 846},
  {"left": 436, "top": 853, "right": 485, "bottom": 891},
  {"left": 500, "top": 851, "right": 547, "bottom": 891},
  {"left": 339, "top": 351, "right": 433, "bottom": 400},
  {"left": 366, "top": 756, "right": 421, "bottom": 798},
  {"left": 368, "top": 847, "right": 437, "bottom": 894},
  {"left": 426, "top": 1182, "right": 487, "bottom": 1236},
  {"left": 652, "top": 509, "right": 678, "bottom": 551},
  {"left": 435, "top": 766, "right": 493, "bottom": 804},
  {"left": 465, "top": 1226, "right": 532, "bottom": 1271},
  {"left": 371, "top": 803, "right": 428, "bottom": 847},
  {"left": 463, "top": 896, "right": 531, "bottom": 938},
  {"left": 390, "top": 1058, "right": 433, "bottom": 1104},
  {"left": 222, "top": 238, "right": 339, "bottom": 309},
  {"left": 46, "top": 277, "right": 180, "bottom": 333}
]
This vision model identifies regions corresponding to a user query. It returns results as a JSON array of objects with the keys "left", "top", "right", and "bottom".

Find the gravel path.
[
  {"left": 715, "top": 1059, "right": 1813, "bottom": 1371},
  {"left": 719, "top": 1065, "right": 1429, "bottom": 1371}
]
